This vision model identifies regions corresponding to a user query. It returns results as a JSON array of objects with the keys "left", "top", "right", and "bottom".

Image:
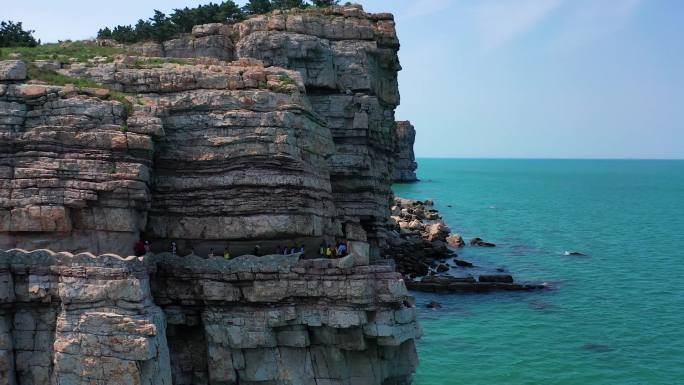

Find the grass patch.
[
  {"left": 28, "top": 64, "right": 101, "bottom": 88},
  {"left": 0, "top": 41, "right": 122, "bottom": 63},
  {"left": 279, "top": 74, "right": 295, "bottom": 86},
  {"left": 132, "top": 57, "right": 192, "bottom": 67},
  {"left": 26, "top": 64, "right": 138, "bottom": 117}
]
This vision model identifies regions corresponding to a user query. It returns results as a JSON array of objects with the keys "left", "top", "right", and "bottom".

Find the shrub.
[
  {"left": 243, "top": 0, "right": 273, "bottom": 15},
  {"left": 97, "top": 0, "right": 347, "bottom": 44},
  {"left": 0, "top": 20, "right": 40, "bottom": 48},
  {"left": 311, "top": 0, "right": 340, "bottom": 6},
  {"left": 98, "top": 1, "right": 245, "bottom": 44},
  {"left": 271, "top": 0, "right": 309, "bottom": 10}
]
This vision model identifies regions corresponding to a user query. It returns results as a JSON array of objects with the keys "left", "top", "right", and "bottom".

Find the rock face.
[
  {"left": 130, "top": 5, "right": 403, "bottom": 255},
  {"left": 0, "top": 248, "right": 420, "bottom": 385},
  {"left": 1, "top": 5, "right": 411, "bottom": 258},
  {"left": 0, "top": 80, "right": 155, "bottom": 254},
  {"left": 392, "top": 121, "right": 417, "bottom": 182},
  {"left": 0, "top": 249, "right": 171, "bottom": 385},
  {"left": 0, "top": 6, "right": 423, "bottom": 383},
  {"left": 0, "top": 61, "right": 27, "bottom": 81},
  {"left": 0, "top": 57, "right": 339, "bottom": 256}
]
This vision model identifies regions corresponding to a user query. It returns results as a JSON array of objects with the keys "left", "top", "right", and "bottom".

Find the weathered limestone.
[
  {"left": 2, "top": 5, "right": 411, "bottom": 257},
  {"left": 0, "top": 6, "right": 423, "bottom": 383},
  {"left": 1, "top": 58, "right": 340, "bottom": 256},
  {"left": 0, "top": 61, "right": 27, "bottom": 82},
  {"left": 0, "top": 249, "right": 420, "bottom": 385},
  {"left": 0, "top": 79, "right": 156, "bottom": 255},
  {"left": 232, "top": 8, "right": 402, "bottom": 254},
  {"left": 151, "top": 252, "right": 420, "bottom": 385},
  {"left": 134, "top": 5, "right": 403, "bottom": 255},
  {"left": 393, "top": 121, "right": 418, "bottom": 182},
  {"left": 0, "top": 249, "right": 171, "bottom": 385}
]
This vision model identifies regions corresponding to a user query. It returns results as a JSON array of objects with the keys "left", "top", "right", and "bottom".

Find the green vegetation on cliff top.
[
  {"left": 25, "top": 64, "right": 138, "bottom": 117},
  {"left": 97, "top": 0, "right": 342, "bottom": 44},
  {"left": 0, "top": 42, "right": 122, "bottom": 62},
  {"left": 0, "top": 20, "right": 39, "bottom": 48}
]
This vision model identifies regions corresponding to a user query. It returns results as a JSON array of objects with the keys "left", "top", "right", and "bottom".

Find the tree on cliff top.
[
  {"left": 243, "top": 0, "right": 273, "bottom": 15},
  {"left": 98, "top": 1, "right": 245, "bottom": 43},
  {"left": 311, "top": 0, "right": 340, "bottom": 6},
  {"left": 0, "top": 21, "right": 40, "bottom": 48},
  {"left": 98, "top": 0, "right": 344, "bottom": 43},
  {"left": 270, "top": 0, "right": 309, "bottom": 9}
]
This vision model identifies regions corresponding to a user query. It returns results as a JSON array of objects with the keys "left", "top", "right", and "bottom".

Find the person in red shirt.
[{"left": 134, "top": 240, "right": 145, "bottom": 257}]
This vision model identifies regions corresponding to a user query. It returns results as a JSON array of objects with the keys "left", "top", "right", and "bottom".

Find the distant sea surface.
[{"left": 393, "top": 159, "right": 684, "bottom": 385}]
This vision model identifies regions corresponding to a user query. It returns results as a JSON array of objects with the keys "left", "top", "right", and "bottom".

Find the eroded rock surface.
[
  {"left": 1, "top": 58, "right": 340, "bottom": 256},
  {"left": 0, "top": 6, "right": 423, "bottom": 384},
  {"left": 0, "top": 249, "right": 170, "bottom": 385},
  {"left": 0, "top": 80, "right": 155, "bottom": 254},
  {"left": 138, "top": 5, "right": 403, "bottom": 254},
  {"left": 1, "top": 5, "right": 410, "bottom": 258},
  {"left": 0, "top": 249, "right": 420, "bottom": 385}
]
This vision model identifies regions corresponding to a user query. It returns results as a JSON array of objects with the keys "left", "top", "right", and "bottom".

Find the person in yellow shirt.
[{"left": 223, "top": 246, "right": 231, "bottom": 260}]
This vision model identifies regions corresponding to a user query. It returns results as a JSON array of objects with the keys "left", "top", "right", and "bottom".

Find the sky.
[{"left": 3, "top": 0, "right": 684, "bottom": 159}]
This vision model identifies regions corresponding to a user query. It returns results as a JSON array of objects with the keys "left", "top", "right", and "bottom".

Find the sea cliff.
[
  {"left": 1, "top": 5, "right": 405, "bottom": 258},
  {"left": 0, "top": 5, "right": 421, "bottom": 385}
]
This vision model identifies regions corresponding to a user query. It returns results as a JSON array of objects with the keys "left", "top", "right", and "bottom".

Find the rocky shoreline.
[{"left": 384, "top": 197, "right": 548, "bottom": 293}]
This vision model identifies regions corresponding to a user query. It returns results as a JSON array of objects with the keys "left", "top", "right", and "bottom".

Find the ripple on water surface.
[{"left": 395, "top": 159, "right": 684, "bottom": 385}]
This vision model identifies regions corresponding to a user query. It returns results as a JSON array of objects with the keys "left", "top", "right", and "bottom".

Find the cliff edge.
[
  {"left": 1, "top": 5, "right": 411, "bottom": 258},
  {"left": 0, "top": 4, "right": 422, "bottom": 385}
]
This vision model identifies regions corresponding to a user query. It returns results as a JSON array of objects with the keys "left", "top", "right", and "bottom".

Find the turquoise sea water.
[{"left": 393, "top": 159, "right": 684, "bottom": 385}]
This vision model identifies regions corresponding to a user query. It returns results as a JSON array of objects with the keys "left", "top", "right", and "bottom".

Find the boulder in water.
[
  {"left": 426, "top": 300, "right": 442, "bottom": 309},
  {"left": 436, "top": 263, "right": 449, "bottom": 273},
  {"left": 564, "top": 251, "right": 587, "bottom": 256},
  {"left": 470, "top": 237, "right": 496, "bottom": 247},
  {"left": 446, "top": 234, "right": 465, "bottom": 248}
]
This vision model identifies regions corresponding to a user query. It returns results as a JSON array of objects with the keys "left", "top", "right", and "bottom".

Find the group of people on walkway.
[
  {"left": 134, "top": 239, "right": 350, "bottom": 259},
  {"left": 319, "top": 241, "right": 348, "bottom": 258}
]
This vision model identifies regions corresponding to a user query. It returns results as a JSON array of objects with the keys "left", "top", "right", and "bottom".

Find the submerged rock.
[
  {"left": 478, "top": 275, "right": 514, "bottom": 283},
  {"left": 453, "top": 259, "right": 474, "bottom": 268},
  {"left": 470, "top": 237, "right": 497, "bottom": 247},
  {"left": 406, "top": 275, "right": 546, "bottom": 293}
]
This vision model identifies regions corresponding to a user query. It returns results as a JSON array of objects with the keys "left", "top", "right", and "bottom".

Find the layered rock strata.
[
  {"left": 0, "top": 249, "right": 170, "bottom": 385},
  {"left": 0, "top": 7, "right": 424, "bottom": 383},
  {"left": 0, "top": 60, "right": 156, "bottom": 254},
  {"left": 129, "top": 5, "right": 403, "bottom": 254},
  {"left": 0, "top": 248, "right": 420, "bottom": 385},
  {"left": 2, "top": 5, "right": 408, "bottom": 257},
  {"left": 392, "top": 121, "right": 417, "bottom": 183},
  {"left": 1, "top": 57, "right": 339, "bottom": 256}
]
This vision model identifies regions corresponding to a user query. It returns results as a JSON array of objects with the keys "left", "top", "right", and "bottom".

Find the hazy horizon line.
[{"left": 415, "top": 156, "right": 684, "bottom": 161}]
